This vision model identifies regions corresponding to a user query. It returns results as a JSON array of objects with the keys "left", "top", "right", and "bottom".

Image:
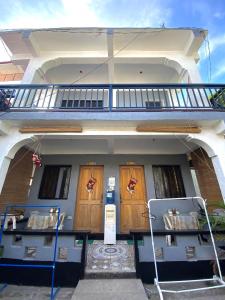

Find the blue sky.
[{"left": 0, "top": 0, "right": 225, "bottom": 83}]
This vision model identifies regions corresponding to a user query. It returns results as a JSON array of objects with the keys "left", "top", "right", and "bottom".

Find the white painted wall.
[{"left": 36, "top": 137, "right": 195, "bottom": 155}]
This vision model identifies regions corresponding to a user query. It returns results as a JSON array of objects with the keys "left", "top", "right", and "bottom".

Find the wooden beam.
[
  {"left": 19, "top": 127, "right": 82, "bottom": 133},
  {"left": 136, "top": 125, "right": 201, "bottom": 133}
]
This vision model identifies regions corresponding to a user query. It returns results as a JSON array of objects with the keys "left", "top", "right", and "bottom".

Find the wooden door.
[
  {"left": 120, "top": 165, "right": 149, "bottom": 233},
  {"left": 74, "top": 165, "right": 103, "bottom": 233}
]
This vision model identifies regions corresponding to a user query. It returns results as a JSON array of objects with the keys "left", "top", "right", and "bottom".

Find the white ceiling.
[
  {"left": 0, "top": 28, "right": 206, "bottom": 57},
  {"left": 114, "top": 63, "right": 179, "bottom": 83},
  {"left": 113, "top": 30, "right": 193, "bottom": 52},
  {"left": 46, "top": 63, "right": 108, "bottom": 84},
  {"left": 44, "top": 62, "right": 179, "bottom": 84},
  {"left": 6, "top": 119, "right": 219, "bottom": 130},
  {"left": 30, "top": 136, "right": 197, "bottom": 155},
  {"left": 32, "top": 31, "right": 107, "bottom": 52}
]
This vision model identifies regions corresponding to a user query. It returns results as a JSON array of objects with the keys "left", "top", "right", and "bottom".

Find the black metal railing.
[{"left": 0, "top": 83, "right": 225, "bottom": 112}]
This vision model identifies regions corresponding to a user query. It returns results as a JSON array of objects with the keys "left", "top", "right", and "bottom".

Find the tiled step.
[{"left": 85, "top": 240, "right": 136, "bottom": 279}]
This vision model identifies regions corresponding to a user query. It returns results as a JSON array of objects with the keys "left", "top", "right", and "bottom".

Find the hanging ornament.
[
  {"left": 127, "top": 177, "right": 138, "bottom": 194},
  {"left": 32, "top": 153, "right": 42, "bottom": 167},
  {"left": 86, "top": 175, "right": 97, "bottom": 192},
  {"left": 32, "top": 137, "right": 42, "bottom": 168}
]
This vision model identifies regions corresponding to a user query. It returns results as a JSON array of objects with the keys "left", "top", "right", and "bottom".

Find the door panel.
[
  {"left": 74, "top": 165, "right": 103, "bottom": 233},
  {"left": 120, "top": 165, "right": 149, "bottom": 233},
  {"left": 75, "top": 204, "right": 90, "bottom": 230},
  {"left": 90, "top": 205, "right": 102, "bottom": 232}
]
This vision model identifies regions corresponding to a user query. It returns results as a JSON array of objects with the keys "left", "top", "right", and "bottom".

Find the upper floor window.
[
  {"left": 59, "top": 89, "right": 104, "bottom": 109},
  {"left": 39, "top": 165, "right": 71, "bottom": 199},
  {"left": 152, "top": 165, "right": 186, "bottom": 199}
]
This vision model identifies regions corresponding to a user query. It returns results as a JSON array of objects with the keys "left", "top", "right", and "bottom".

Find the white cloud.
[
  {"left": 213, "top": 12, "right": 225, "bottom": 20},
  {"left": 56, "top": 0, "right": 103, "bottom": 27},
  {"left": 0, "top": 0, "right": 104, "bottom": 29},
  {"left": 199, "top": 33, "right": 225, "bottom": 62},
  {"left": 209, "top": 34, "right": 225, "bottom": 53},
  {"left": 91, "top": 0, "right": 172, "bottom": 28},
  {"left": 212, "top": 61, "right": 225, "bottom": 80},
  {"left": 199, "top": 33, "right": 225, "bottom": 81},
  {"left": 0, "top": 0, "right": 172, "bottom": 29}
]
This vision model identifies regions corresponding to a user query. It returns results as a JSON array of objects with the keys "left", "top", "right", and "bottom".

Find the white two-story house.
[{"left": 0, "top": 27, "right": 225, "bottom": 287}]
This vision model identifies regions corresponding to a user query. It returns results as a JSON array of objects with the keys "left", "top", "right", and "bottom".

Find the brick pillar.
[
  {"left": 0, "top": 147, "right": 33, "bottom": 211},
  {"left": 191, "top": 148, "right": 223, "bottom": 207}
]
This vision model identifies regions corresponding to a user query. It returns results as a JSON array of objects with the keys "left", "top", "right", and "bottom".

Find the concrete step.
[{"left": 71, "top": 279, "right": 148, "bottom": 300}]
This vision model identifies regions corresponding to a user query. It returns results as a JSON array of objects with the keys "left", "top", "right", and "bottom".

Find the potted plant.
[{"left": 198, "top": 202, "right": 225, "bottom": 248}]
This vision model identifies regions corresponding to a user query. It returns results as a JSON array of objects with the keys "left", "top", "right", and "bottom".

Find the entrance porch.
[
  {"left": 0, "top": 132, "right": 223, "bottom": 233},
  {"left": 0, "top": 133, "right": 224, "bottom": 287},
  {"left": 0, "top": 151, "right": 199, "bottom": 234}
]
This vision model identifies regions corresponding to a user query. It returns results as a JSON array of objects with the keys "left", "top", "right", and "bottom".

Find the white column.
[
  {"left": 22, "top": 59, "right": 40, "bottom": 84},
  {"left": 185, "top": 62, "right": 202, "bottom": 83},
  {"left": 0, "top": 155, "right": 11, "bottom": 194},
  {"left": 208, "top": 144, "right": 225, "bottom": 202},
  {"left": 211, "top": 154, "right": 225, "bottom": 202},
  {"left": 209, "top": 133, "right": 225, "bottom": 202},
  {"left": 172, "top": 56, "right": 203, "bottom": 83},
  {"left": 107, "top": 28, "right": 114, "bottom": 84},
  {"left": 21, "top": 57, "right": 49, "bottom": 84}
]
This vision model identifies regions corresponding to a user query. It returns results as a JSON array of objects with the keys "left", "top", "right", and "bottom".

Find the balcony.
[{"left": 0, "top": 83, "right": 225, "bottom": 112}]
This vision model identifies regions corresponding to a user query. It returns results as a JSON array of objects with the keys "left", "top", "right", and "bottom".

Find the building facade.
[{"left": 0, "top": 27, "right": 225, "bottom": 285}]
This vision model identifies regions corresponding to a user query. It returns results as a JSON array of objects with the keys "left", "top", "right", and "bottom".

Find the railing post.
[{"left": 109, "top": 84, "right": 113, "bottom": 111}]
